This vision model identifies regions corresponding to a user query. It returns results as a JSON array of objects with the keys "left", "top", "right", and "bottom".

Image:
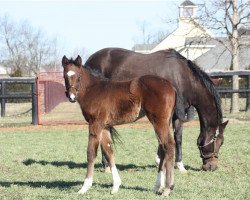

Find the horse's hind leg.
[
  {"left": 78, "top": 123, "right": 102, "bottom": 194},
  {"left": 101, "top": 128, "right": 121, "bottom": 194},
  {"left": 173, "top": 118, "right": 186, "bottom": 172}
]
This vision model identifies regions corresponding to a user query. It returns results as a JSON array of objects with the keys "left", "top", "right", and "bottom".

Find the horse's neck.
[{"left": 195, "top": 94, "right": 219, "bottom": 129}]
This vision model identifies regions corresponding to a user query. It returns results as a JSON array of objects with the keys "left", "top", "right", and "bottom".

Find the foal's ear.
[
  {"left": 74, "top": 55, "right": 82, "bottom": 67},
  {"left": 62, "top": 55, "right": 69, "bottom": 67}
]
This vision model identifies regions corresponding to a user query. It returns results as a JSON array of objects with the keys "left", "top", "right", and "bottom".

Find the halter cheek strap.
[
  {"left": 66, "top": 75, "right": 82, "bottom": 92},
  {"left": 198, "top": 128, "right": 220, "bottom": 159}
]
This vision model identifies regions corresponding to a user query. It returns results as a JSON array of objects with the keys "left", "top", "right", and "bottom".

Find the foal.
[{"left": 62, "top": 55, "right": 176, "bottom": 197}]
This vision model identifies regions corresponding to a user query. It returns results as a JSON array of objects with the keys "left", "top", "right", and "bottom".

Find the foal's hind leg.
[
  {"left": 78, "top": 123, "right": 102, "bottom": 194},
  {"left": 101, "top": 129, "right": 121, "bottom": 194},
  {"left": 151, "top": 121, "right": 175, "bottom": 197}
]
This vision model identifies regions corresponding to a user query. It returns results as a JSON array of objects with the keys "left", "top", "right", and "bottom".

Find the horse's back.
[{"left": 85, "top": 48, "right": 192, "bottom": 85}]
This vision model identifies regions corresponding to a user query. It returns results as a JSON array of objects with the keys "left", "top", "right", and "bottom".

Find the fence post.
[
  {"left": 31, "top": 80, "right": 38, "bottom": 125},
  {"left": 1, "top": 81, "right": 6, "bottom": 117},
  {"left": 247, "top": 75, "right": 250, "bottom": 111}
]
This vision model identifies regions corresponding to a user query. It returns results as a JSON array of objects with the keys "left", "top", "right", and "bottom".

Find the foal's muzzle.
[{"left": 65, "top": 86, "right": 78, "bottom": 103}]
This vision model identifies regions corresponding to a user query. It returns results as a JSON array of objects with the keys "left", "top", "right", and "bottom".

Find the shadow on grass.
[
  {"left": 22, "top": 159, "right": 91, "bottom": 169},
  {"left": 22, "top": 159, "right": 156, "bottom": 171},
  {"left": 0, "top": 181, "right": 150, "bottom": 192},
  {"left": 184, "top": 165, "right": 201, "bottom": 172},
  {"left": 99, "top": 183, "right": 150, "bottom": 192},
  {"left": 0, "top": 180, "right": 82, "bottom": 189}
]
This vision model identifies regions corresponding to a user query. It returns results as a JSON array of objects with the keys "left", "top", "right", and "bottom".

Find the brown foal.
[{"left": 62, "top": 55, "right": 176, "bottom": 197}]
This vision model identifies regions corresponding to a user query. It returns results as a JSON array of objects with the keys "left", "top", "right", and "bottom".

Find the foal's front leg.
[{"left": 78, "top": 123, "right": 102, "bottom": 194}]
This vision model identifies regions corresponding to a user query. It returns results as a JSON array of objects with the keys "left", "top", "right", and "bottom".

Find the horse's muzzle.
[{"left": 202, "top": 157, "right": 218, "bottom": 171}]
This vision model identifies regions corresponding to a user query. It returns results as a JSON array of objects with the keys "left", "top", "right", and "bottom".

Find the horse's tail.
[
  {"left": 175, "top": 91, "right": 189, "bottom": 123},
  {"left": 109, "top": 126, "right": 123, "bottom": 149}
]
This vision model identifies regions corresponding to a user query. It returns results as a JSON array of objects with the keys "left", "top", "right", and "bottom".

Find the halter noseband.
[
  {"left": 198, "top": 128, "right": 220, "bottom": 159},
  {"left": 66, "top": 75, "right": 81, "bottom": 93}
]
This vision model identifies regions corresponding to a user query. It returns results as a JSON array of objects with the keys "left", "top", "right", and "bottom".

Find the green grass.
[{"left": 0, "top": 123, "right": 249, "bottom": 199}]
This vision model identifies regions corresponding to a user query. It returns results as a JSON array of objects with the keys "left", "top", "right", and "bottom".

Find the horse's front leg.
[
  {"left": 78, "top": 123, "right": 102, "bottom": 194},
  {"left": 173, "top": 118, "right": 186, "bottom": 172}
]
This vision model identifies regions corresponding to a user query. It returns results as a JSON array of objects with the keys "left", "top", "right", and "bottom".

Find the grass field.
[{"left": 0, "top": 122, "right": 249, "bottom": 199}]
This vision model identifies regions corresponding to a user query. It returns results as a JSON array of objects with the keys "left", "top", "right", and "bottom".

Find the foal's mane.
[{"left": 169, "top": 49, "right": 222, "bottom": 124}]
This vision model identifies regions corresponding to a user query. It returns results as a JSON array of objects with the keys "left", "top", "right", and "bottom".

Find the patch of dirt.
[
  {"left": 1, "top": 116, "right": 249, "bottom": 132},
  {"left": 0, "top": 118, "right": 200, "bottom": 132}
]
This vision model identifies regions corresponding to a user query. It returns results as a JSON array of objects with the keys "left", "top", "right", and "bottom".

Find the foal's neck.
[{"left": 80, "top": 67, "right": 101, "bottom": 88}]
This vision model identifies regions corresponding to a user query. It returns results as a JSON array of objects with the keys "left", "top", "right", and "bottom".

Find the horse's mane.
[
  {"left": 83, "top": 65, "right": 109, "bottom": 81},
  {"left": 170, "top": 49, "right": 222, "bottom": 124}
]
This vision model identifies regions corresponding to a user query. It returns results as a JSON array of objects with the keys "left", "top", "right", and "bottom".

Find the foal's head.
[
  {"left": 198, "top": 120, "right": 228, "bottom": 171},
  {"left": 62, "top": 55, "right": 82, "bottom": 103}
]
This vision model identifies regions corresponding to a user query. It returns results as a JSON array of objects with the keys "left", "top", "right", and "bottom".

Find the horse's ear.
[
  {"left": 62, "top": 55, "right": 69, "bottom": 67},
  {"left": 220, "top": 120, "right": 229, "bottom": 133},
  {"left": 74, "top": 55, "right": 82, "bottom": 67}
]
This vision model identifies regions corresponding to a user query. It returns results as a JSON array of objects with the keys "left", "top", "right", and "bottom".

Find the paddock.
[{"left": 0, "top": 121, "right": 249, "bottom": 199}]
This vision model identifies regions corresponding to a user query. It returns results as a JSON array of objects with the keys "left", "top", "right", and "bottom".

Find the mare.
[
  {"left": 62, "top": 55, "right": 177, "bottom": 197},
  {"left": 85, "top": 48, "right": 229, "bottom": 171}
]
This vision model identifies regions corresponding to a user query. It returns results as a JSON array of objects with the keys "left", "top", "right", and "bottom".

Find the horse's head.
[
  {"left": 197, "top": 120, "right": 228, "bottom": 171},
  {"left": 62, "top": 55, "right": 82, "bottom": 103}
]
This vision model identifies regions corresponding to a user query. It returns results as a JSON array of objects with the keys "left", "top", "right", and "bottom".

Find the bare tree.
[
  {"left": 135, "top": 20, "right": 169, "bottom": 45},
  {"left": 198, "top": 0, "right": 250, "bottom": 113},
  {"left": 0, "top": 15, "right": 59, "bottom": 76}
]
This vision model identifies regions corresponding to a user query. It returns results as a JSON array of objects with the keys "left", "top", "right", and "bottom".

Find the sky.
[{"left": 0, "top": 0, "right": 184, "bottom": 58}]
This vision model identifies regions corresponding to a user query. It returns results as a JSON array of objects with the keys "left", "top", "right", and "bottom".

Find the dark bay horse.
[
  {"left": 85, "top": 48, "right": 229, "bottom": 171},
  {"left": 62, "top": 55, "right": 177, "bottom": 197}
]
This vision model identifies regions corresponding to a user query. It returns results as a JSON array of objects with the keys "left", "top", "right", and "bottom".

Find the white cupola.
[{"left": 179, "top": 0, "right": 198, "bottom": 20}]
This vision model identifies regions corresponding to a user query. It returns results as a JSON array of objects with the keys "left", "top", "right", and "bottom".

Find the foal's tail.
[{"left": 109, "top": 126, "right": 123, "bottom": 149}]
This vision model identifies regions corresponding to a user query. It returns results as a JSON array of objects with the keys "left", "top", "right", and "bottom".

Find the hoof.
[
  {"left": 154, "top": 187, "right": 165, "bottom": 195},
  {"left": 105, "top": 166, "right": 111, "bottom": 173},
  {"left": 175, "top": 161, "right": 187, "bottom": 172},
  {"left": 78, "top": 187, "right": 89, "bottom": 194},
  {"left": 110, "top": 184, "right": 121, "bottom": 195},
  {"left": 161, "top": 188, "right": 171, "bottom": 197},
  {"left": 78, "top": 178, "right": 92, "bottom": 194}
]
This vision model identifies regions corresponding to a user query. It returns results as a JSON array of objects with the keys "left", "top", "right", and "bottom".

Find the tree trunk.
[{"left": 230, "top": 0, "right": 240, "bottom": 113}]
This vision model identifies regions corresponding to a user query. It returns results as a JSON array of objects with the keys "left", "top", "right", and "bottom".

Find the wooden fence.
[
  {"left": 208, "top": 70, "right": 250, "bottom": 111},
  {"left": 0, "top": 70, "right": 250, "bottom": 125},
  {"left": 0, "top": 77, "right": 38, "bottom": 124}
]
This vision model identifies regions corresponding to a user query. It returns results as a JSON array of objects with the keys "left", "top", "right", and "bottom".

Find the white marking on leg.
[
  {"left": 67, "top": 70, "right": 75, "bottom": 77},
  {"left": 155, "top": 155, "right": 160, "bottom": 166},
  {"left": 154, "top": 170, "right": 165, "bottom": 193},
  {"left": 78, "top": 177, "right": 93, "bottom": 194},
  {"left": 111, "top": 166, "right": 121, "bottom": 194},
  {"left": 175, "top": 161, "right": 187, "bottom": 172}
]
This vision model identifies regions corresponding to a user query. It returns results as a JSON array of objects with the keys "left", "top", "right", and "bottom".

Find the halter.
[
  {"left": 66, "top": 74, "right": 82, "bottom": 95},
  {"left": 198, "top": 128, "right": 220, "bottom": 159}
]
